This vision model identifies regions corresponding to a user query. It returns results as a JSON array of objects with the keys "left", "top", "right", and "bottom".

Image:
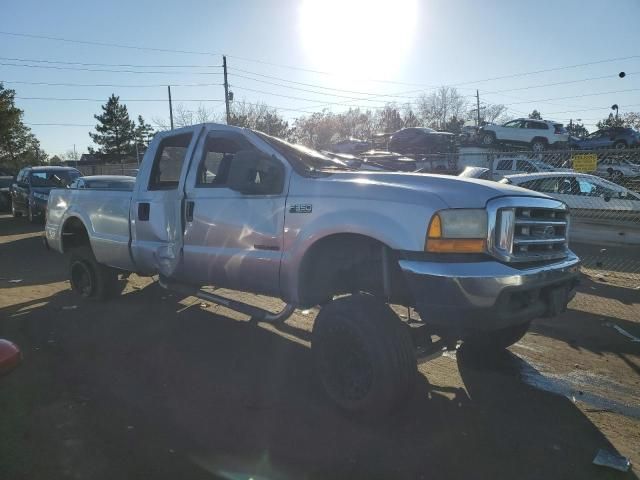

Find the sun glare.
[{"left": 298, "top": 0, "right": 418, "bottom": 78}]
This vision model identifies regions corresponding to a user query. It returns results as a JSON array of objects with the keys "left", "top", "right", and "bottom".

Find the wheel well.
[
  {"left": 62, "top": 217, "right": 90, "bottom": 252},
  {"left": 297, "top": 233, "right": 409, "bottom": 308},
  {"left": 532, "top": 137, "right": 547, "bottom": 143}
]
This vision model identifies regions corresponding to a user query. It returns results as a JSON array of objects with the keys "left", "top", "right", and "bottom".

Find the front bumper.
[{"left": 399, "top": 253, "right": 580, "bottom": 333}]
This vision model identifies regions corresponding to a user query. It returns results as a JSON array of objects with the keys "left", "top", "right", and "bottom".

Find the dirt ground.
[{"left": 1, "top": 213, "right": 638, "bottom": 480}]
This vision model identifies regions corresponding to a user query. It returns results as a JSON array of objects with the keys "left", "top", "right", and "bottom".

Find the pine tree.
[
  {"left": 528, "top": 109, "right": 542, "bottom": 120},
  {"left": 134, "top": 115, "right": 154, "bottom": 152},
  {"left": 89, "top": 94, "right": 135, "bottom": 162},
  {"left": 0, "top": 83, "right": 47, "bottom": 171}
]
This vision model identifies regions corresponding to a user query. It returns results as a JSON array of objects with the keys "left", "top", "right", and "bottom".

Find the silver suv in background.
[
  {"left": 480, "top": 118, "right": 569, "bottom": 152},
  {"left": 596, "top": 158, "right": 640, "bottom": 182}
]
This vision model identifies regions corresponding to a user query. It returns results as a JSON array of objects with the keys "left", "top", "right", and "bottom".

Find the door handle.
[
  {"left": 138, "top": 202, "right": 150, "bottom": 221},
  {"left": 186, "top": 201, "right": 195, "bottom": 222}
]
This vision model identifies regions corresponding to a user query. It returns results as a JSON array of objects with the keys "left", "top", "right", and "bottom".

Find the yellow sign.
[{"left": 572, "top": 153, "right": 597, "bottom": 172}]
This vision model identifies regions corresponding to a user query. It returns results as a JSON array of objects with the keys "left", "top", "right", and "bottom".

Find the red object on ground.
[{"left": 0, "top": 339, "right": 21, "bottom": 375}]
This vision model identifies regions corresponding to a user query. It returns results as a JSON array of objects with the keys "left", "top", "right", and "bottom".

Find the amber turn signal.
[{"left": 426, "top": 238, "right": 486, "bottom": 253}]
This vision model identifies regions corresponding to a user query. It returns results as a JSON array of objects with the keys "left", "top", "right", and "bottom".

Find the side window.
[
  {"left": 521, "top": 178, "right": 558, "bottom": 193},
  {"left": 516, "top": 160, "right": 534, "bottom": 172},
  {"left": 503, "top": 120, "right": 521, "bottom": 128},
  {"left": 496, "top": 159, "right": 513, "bottom": 171},
  {"left": 148, "top": 133, "right": 193, "bottom": 190},
  {"left": 196, "top": 133, "right": 256, "bottom": 187}
]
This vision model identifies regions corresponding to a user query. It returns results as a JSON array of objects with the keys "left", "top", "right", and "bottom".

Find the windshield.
[
  {"left": 254, "top": 131, "right": 352, "bottom": 174},
  {"left": 30, "top": 170, "right": 80, "bottom": 187}
]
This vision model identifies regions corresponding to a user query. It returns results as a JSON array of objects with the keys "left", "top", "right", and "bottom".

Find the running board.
[{"left": 158, "top": 277, "right": 296, "bottom": 324}]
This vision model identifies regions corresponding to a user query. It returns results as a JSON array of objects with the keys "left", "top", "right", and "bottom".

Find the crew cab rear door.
[{"left": 130, "top": 126, "right": 204, "bottom": 276}]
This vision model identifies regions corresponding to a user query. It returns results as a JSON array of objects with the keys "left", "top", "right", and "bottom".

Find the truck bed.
[{"left": 46, "top": 188, "right": 135, "bottom": 271}]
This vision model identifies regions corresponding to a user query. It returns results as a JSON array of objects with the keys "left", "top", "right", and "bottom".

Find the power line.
[
  {"left": 16, "top": 96, "right": 225, "bottom": 102},
  {"left": 26, "top": 122, "right": 94, "bottom": 127},
  {"left": 230, "top": 72, "right": 422, "bottom": 100},
  {"left": 502, "top": 88, "right": 640, "bottom": 106},
  {"left": 482, "top": 72, "right": 638, "bottom": 95},
  {"left": 230, "top": 84, "right": 396, "bottom": 105},
  {"left": 0, "top": 30, "right": 223, "bottom": 57},
  {"left": 0, "top": 56, "right": 222, "bottom": 69},
  {"left": 1, "top": 80, "right": 223, "bottom": 88},
  {"left": 5, "top": 30, "right": 638, "bottom": 88},
  {"left": 0, "top": 62, "right": 223, "bottom": 75},
  {"left": 229, "top": 68, "right": 435, "bottom": 96}
]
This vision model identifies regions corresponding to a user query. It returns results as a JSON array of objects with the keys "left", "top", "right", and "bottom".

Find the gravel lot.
[{"left": 1, "top": 213, "right": 638, "bottom": 479}]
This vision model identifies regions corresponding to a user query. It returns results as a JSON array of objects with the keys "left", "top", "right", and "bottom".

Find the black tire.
[
  {"left": 481, "top": 132, "right": 495, "bottom": 146},
  {"left": 613, "top": 140, "right": 627, "bottom": 150},
  {"left": 312, "top": 293, "right": 416, "bottom": 417},
  {"left": 531, "top": 138, "right": 546, "bottom": 152},
  {"left": 463, "top": 321, "right": 531, "bottom": 354},
  {"left": 610, "top": 170, "right": 623, "bottom": 182},
  {"left": 69, "top": 246, "right": 123, "bottom": 301}
]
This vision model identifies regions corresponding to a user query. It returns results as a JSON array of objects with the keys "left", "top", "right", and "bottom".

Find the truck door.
[
  {"left": 177, "top": 127, "right": 289, "bottom": 296},
  {"left": 130, "top": 126, "right": 203, "bottom": 276}
]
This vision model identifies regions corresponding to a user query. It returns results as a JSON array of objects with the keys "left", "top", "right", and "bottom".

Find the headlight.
[
  {"left": 33, "top": 192, "right": 49, "bottom": 201},
  {"left": 425, "top": 209, "right": 487, "bottom": 253}
]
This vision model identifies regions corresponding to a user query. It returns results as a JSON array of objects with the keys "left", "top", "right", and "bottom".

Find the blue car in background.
[{"left": 570, "top": 127, "right": 640, "bottom": 150}]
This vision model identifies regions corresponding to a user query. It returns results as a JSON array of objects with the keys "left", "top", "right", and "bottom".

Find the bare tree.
[
  {"left": 61, "top": 149, "right": 80, "bottom": 163},
  {"left": 416, "top": 87, "right": 468, "bottom": 130},
  {"left": 152, "top": 103, "right": 221, "bottom": 130}
]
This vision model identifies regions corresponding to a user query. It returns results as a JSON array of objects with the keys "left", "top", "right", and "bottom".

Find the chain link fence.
[{"left": 74, "top": 163, "right": 139, "bottom": 177}]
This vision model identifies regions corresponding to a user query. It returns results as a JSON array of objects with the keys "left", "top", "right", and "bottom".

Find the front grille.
[
  {"left": 488, "top": 197, "right": 570, "bottom": 263},
  {"left": 512, "top": 207, "right": 568, "bottom": 260}
]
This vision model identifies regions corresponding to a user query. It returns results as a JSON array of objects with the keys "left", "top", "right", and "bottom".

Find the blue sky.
[{"left": 2, "top": 0, "right": 639, "bottom": 156}]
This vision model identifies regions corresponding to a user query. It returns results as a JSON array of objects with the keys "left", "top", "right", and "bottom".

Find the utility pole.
[
  {"left": 223, "top": 55, "right": 231, "bottom": 124},
  {"left": 73, "top": 144, "right": 78, "bottom": 167},
  {"left": 167, "top": 86, "right": 174, "bottom": 130},
  {"left": 476, "top": 90, "right": 481, "bottom": 127}
]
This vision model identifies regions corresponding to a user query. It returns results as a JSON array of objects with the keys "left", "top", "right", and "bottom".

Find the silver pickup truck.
[{"left": 45, "top": 123, "right": 580, "bottom": 415}]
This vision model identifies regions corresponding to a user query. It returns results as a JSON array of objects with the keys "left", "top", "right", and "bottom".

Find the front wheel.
[
  {"left": 312, "top": 294, "right": 416, "bottom": 417},
  {"left": 614, "top": 140, "right": 627, "bottom": 150},
  {"left": 463, "top": 321, "right": 531, "bottom": 354},
  {"left": 610, "top": 170, "right": 623, "bottom": 182},
  {"left": 481, "top": 132, "right": 495, "bottom": 146}
]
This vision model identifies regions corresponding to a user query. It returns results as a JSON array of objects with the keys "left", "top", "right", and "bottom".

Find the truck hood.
[{"left": 315, "top": 171, "right": 549, "bottom": 208}]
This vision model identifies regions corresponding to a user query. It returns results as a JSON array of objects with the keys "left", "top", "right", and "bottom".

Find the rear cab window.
[{"left": 148, "top": 133, "right": 194, "bottom": 190}]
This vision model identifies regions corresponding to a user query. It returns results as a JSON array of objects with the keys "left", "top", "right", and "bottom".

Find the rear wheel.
[
  {"left": 69, "top": 246, "right": 124, "bottom": 301},
  {"left": 463, "top": 321, "right": 531, "bottom": 354},
  {"left": 312, "top": 293, "right": 416, "bottom": 417},
  {"left": 531, "top": 138, "right": 546, "bottom": 152},
  {"left": 614, "top": 140, "right": 627, "bottom": 150}
]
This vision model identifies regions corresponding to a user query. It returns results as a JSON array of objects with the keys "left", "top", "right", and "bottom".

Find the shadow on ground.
[{"left": 0, "top": 284, "right": 635, "bottom": 480}]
